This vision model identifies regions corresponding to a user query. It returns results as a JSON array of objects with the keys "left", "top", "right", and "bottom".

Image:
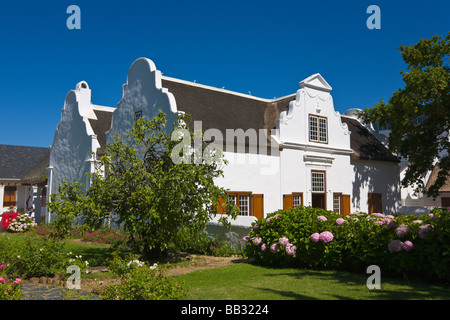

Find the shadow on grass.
[{"left": 259, "top": 267, "right": 450, "bottom": 300}]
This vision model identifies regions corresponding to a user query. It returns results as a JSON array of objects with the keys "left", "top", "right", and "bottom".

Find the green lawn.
[
  {"left": 177, "top": 263, "right": 450, "bottom": 300},
  {"left": 4, "top": 233, "right": 449, "bottom": 300}
]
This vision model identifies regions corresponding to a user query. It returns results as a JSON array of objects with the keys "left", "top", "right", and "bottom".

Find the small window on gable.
[
  {"left": 309, "top": 114, "right": 328, "bottom": 143},
  {"left": 134, "top": 110, "right": 143, "bottom": 123}
]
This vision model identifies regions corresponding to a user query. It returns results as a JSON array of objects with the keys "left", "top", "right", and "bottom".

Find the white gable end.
[
  {"left": 276, "top": 74, "right": 351, "bottom": 155},
  {"left": 106, "top": 58, "right": 179, "bottom": 145}
]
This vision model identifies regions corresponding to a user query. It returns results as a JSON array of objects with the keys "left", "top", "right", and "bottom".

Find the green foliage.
[
  {"left": 101, "top": 255, "right": 186, "bottom": 300},
  {"left": 0, "top": 235, "right": 65, "bottom": 279},
  {"left": 358, "top": 33, "right": 450, "bottom": 198},
  {"left": 245, "top": 206, "right": 449, "bottom": 282},
  {"left": 48, "top": 112, "right": 238, "bottom": 258},
  {"left": 173, "top": 228, "right": 239, "bottom": 257}
]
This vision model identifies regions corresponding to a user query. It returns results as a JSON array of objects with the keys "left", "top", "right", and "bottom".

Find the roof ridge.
[{"left": 161, "top": 76, "right": 296, "bottom": 103}]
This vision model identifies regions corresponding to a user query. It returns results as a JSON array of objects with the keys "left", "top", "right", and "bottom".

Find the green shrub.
[
  {"left": 244, "top": 206, "right": 449, "bottom": 282},
  {"left": 101, "top": 255, "right": 185, "bottom": 300},
  {"left": 0, "top": 236, "right": 65, "bottom": 279}
]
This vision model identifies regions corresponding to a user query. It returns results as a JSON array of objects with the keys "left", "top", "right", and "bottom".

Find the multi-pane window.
[
  {"left": 239, "top": 194, "right": 249, "bottom": 216},
  {"left": 309, "top": 115, "right": 327, "bottom": 143},
  {"left": 228, "top": 193, "right": 250, "bottom": 216},
  {"left": 333, "top": 194, "right": 341, "bottom": 214},
  {"left": 293, "top": 194, "right": 302, "bottom": 207},
  {"left": 311, "top": 171, "right": 325, "bottom": 193}
]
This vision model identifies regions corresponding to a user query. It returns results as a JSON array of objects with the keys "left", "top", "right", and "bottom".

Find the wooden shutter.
[
  {"left": 217, "top": 197, "right": 226, "bottom": 215},
  {"left": 283, "top": 194, "right": 293, "bottom": 210},
  {"left": 368, "top": 193, "right": 382, "bottom": 214},
  {"left": 441, "top": 197, "right": 450, "bottom": 207},
  {"left": 341, "top": 194, "right": 351, "bottom": 216},
  {"left": 253, "top": 194, "right": 264, "bottom": 220},
  {"left": 4, "top": 187, "right": 17, "bottom": 208}
]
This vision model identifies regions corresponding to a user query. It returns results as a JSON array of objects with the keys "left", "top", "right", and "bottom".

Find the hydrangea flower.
[
  {"left": 335, "top": 218, "right": 346, "bottom": 225},
  {"left": 319, "top": 231, "right": 334, "bottom": 243},
  {"left": 317, "top": 216, "right": 327, "bottom": 222},
  {"left": 372, "top": 213, "right": 384, "bottom": 218},
  {"left": 388, "top": 240, "right": 403, "bottom": 252},
  {"left": 418, "top": 225, "right": 432, "bottom": 239},
  {"left": 261, "top": 243, "right": 267, "bottom": 251},
  {"left": 252, "top": 237, "right": 262, "bottom": 246},
  {"left": 270, "top": 243, "right": 279, "bottom": 253},
  {"left": 386, "top": 221, "right": 397, "bottom": 229},
  {"left": 374, "top": 221, "right": 383, "bottom": 225},
  {"left": 402, "top": 241, "right": 414, "bottom": 251},
  {"left": 381, "top": 218, "right": 391, "bottom": 225},
  {"left": 242, "top": 236, "right": 250, "bottom": 242},
  {"left": 412, "top": 220, "right": 423, "bottom": 224},
  {"left": 278, "top": 237, "right": 289, "bottom": 246},
  {"left": 285, "top": 243, "right": 296, "bottom": 256},
  {"left": 395, "top": 224, "right": 410, "bottom": 237},
  {"left": 310, "top": 232, "right": 320, "bottom": 242}
]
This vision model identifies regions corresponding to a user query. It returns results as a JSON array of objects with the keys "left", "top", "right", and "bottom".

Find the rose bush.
[
  {"left": 0, "top": 264, "right": 22, "bottom": 300},
  {"left": 244, "top": 206, "right": 449, "bottom": 282}
]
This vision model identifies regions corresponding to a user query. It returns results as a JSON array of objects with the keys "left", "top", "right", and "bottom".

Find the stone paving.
[{"left": 22, "top": 282, "right": 99, "bottom": 300}]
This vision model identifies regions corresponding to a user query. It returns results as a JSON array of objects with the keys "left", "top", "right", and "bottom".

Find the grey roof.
[
  {"left": 340, "top": 117, "right": 399, "bottom": 163},
  {"left": 0, "top": 144, "right": 50, "bottom": 183}
]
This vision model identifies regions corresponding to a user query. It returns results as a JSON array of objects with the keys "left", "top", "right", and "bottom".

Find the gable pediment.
[{"left": 299, "top": 73, "right": 332, "bottom": 92}]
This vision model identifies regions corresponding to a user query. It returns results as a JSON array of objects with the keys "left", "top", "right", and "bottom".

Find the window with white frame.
[
  {"left": 293, "top": 194, "right": 302, "bottom": 207},
  {"left": 309, "top": 115, "right": 328, "bottom": 143},
  {"left": 311, "top": 171, "right": 325, "bottom": 192},
  {"left": 333, "top": 194, "right": 341, "bottom": 214},
  {"left": 228, "top": 193, "right": 251, "bottom": 216},
  {"left": 239, "top": 194, "right": 250, "bottom": 216}
]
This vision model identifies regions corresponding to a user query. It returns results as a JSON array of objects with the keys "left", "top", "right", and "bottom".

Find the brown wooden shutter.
[
  {"left": 368, "top": 193, "right": 382, "bottom": 214},
  {"left": 283, "top": 194, "right": 293, "bottom": 210},
  {"left": 341, "top": 194, "right": 351, "bottom": 216},
  {"left": 217, "top": 197, "right": 226, "bottom": 215},
  {"left": 4, "top": 187, "right": 17, "bottom": 208},
  {"left": 253, "top": 194, "right": 264, "bottom": 220}
]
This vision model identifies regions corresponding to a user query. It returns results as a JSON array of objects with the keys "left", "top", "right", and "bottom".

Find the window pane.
[
  {"left": 309, "top": 116, "right": 318, "bottom": 141},
  {"left": 239, "top": 195, "right": 249, "bottom": 216},
  {"left": 319, "top": 118, "right": 327, "bottom": 143},
  {"left": 333, "top": 195, "right": 340, "bottom": 213},
  {"left": 293, "top": 195, "right": 301, "bottom": 207},
  {"left": 311, "top": 172, "right": 325, "bottom": 192}
]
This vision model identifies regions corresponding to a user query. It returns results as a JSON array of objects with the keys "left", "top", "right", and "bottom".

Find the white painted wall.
[
  {"left": 352, "top": 160, "right": 400, "bottom": 214},
  {"left": 106, "top": 58, "right": 179, "bottom": 145},
  {"left": 48, "top": 81, "right": 101, "bottom": 222}
]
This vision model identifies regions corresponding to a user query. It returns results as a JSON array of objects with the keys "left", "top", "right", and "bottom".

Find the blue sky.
[{"left": 0, "top": 0, "right": 449, "bottom": 147}]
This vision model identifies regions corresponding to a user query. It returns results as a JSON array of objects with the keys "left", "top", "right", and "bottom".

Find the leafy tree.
[
  {"left": 48, "top": 112, "right": 238, "bottom": 258},
  {"left": 358, "top": 32, "right": 450, "bottom": 198}
]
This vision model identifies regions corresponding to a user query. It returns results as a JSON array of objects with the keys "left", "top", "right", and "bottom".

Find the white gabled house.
[
  {"left": 47, "top": 57, "right": 401, "bottom": 231},
  {"left": 48, "top": 81, "right": 115, "bottom": 223}
]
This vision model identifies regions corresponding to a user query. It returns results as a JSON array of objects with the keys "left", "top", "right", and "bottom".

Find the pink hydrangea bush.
[{"left": 244, "top": 206, "right": 449, "bottom": 281}]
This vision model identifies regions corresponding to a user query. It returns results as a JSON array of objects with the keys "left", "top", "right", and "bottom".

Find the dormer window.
[
  {"left": 309, "top": 114, "right": 328, "bottom": 143},
  {"left": 134, "top": 110, "right": 142, "bottom": 122}
]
